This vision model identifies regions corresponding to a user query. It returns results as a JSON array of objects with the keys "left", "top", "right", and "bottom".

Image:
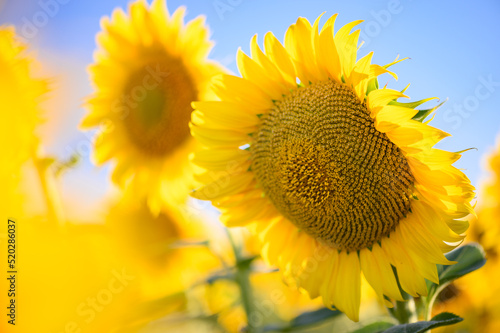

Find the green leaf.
[
  {"left": 427, "top": 243, "right": 486, "bottom": 302},
  {"left": 350, "top": 321, "right": 395, "bottom": 333},
  {"left": 438, "top": 243, "right": 486, "bottom": 286},
  {"left": 382, "top": 312, "right": 462, "bottom": 333},
  {"left": 423, "top": 244, "right": 486, "bottom": 322},
  {"left": 291, "top": 307, "right": 342, "bottom": 327},
  {"left": 262, "top": 307, "right": 342, "bottom": 332}
]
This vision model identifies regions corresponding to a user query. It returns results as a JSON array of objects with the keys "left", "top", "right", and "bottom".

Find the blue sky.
[{"left": 1, "top": 0, "right": 499, "bottom": 216}]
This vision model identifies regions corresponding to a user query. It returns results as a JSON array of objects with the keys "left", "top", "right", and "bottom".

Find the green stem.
[
  {"left": 226, "top": 229, "right": 258, "bottom": 333},
  {"left": 424, "top": 282, "right": 450, "bottom": 321}
]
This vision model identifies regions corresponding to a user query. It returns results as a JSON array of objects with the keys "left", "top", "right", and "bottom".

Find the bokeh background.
[
  {"left": 1, "top": 1, "right": 499, "bottom": 332},
  {"left": 0, "top": 0, "right": 499, "bottom": 221}
]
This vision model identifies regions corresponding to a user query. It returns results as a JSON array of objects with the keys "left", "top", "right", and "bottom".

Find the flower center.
[
  {"left": 122, "top": 58, "right": 197, "bottom": 156},
  {"left": 109, "top": 204, "right": 180, "bottom": 271},
  {"left": 251, "top": 80, "right": 414, "bottom": 251}
]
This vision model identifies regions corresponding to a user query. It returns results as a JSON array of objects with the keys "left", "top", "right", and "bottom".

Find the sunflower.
[
  {"left": 0, "top": 26, "right": 47, "bottom": 218},
  {"left": 190, "top": 14, "right": 474, "bottom": 321},
  {"left": 81, "top": 0, "right": 225, "bottom": 214},
  {"left": 105, "top": 196, "right": 220, "bottom": 302}
]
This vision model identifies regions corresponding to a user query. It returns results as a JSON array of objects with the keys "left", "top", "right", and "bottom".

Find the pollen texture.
[{"left": 251, "top": 79, "right": 415, "bottom": 251}]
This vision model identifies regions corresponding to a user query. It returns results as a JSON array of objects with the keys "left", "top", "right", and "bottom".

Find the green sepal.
[
  {"left": 382, "top": 312, "right": 463, "bottom": 333},
  {"left": 389, "top": 97, "right": 438, "bottom": 110},
  {"left": 366, "top": 77, "right": 379, "bottom": 95},
  {"left": 383, "top": 57, "right": 409, "bottom": 69},
  {"left": 388, "top": 97, "right": 444, "bottom": 123},
  {"left": 454, "top": 147, "right": 477, "bottom": 154},
  {"left": 414, "top": 99, "right": 447, "bottom": 122}
]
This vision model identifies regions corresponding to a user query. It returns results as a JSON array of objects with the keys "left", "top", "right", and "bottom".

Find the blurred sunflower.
[
  {"left": 4, "top": 221, "right": 139, "bottom": 333},
  {"left": 191, "top": 14, "right": 474, "bottom": 321},
  {"left": 473, "top": 137, "right": 500, "bottom": 251},
  {"left": 81, "top": 0, "right": 225, "bottom": 214},
  {"left": 105, "top": 197, "right": 220, "bottom": 303},
  {"left": 193, "top": 230, "right": 326, "bottom": 333},
  {"left": 0, "top": 26, "right": 47, "bottom": 218},
  {"left": 434, "top": 138, "right": 500, "bottom": 333},
  {"left": 0, "top": 197, "right": 221, "bottom": 333},
  {"left": 189, "top": 228, "right": 383, "bottom": 332}
]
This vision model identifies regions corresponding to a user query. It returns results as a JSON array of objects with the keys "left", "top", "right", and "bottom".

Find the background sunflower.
[
  {"left": 80, "top": 0, "right": 225, "bottom": 215},
  {"left": 0, "top": 26, "right": 47, "bottom": 220},
  {"left": 433, "top": 137, "right": 500, "bottom": 333}
]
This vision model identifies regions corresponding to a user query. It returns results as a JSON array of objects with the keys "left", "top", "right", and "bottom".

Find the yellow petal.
[
  {"left": 406, "top": 149, "right": 461, "bottom": 169},
  {"left": 411, "top": 200, "right": 464, "bottom": 244},
  {"left": 237, "top": 47, "right": 287, "bottom": 99},
  {"left": 332, "top": 251, "right": 361, "bottom": 322},
  {"left": 262, "top": 218, "right": 295, "bottom": 265},
  {"left": 192, "top": 148, "right": 250, "bottom": 171},
  {"left": 250, "top": 34, "right": 295, "bottom": 91},
  {"left": 350, "top": 51, "right": 373, "bottom": 99},
  {"left": 299, "top": 242, "right": 332, "bottom": 298},
  {"left": 191, "top": 171, "right": 254, "bottom": 200},
  {"left": 190, "top": 123, "right": 250, "bottom": 148},
  {"left": 369, "top": 64, "right": 398, "bottom": 81},
  {"left": 360, "top": 245, "right": 403, "bottom": 302},
  {"left": 317, "top": 14, "right": 341, "bottom": 81},
  {"left": 310, "top": 13, "right": 329, "bottom": 82},
  {"left": 334, "top": 20, "right": 363, "bottom": 79},
  {"left": 130, "top": 0, "right": 154, "bottom": 46},
  {"left": 382, "top": 235, "right": 427, "bottom": 297},
  {"left": 214, "top": 187, "right": 263, "bottom": 209},
  {"left": 386, "top": 120, "right": 449, "bottom": 149},
  {"left": 220, "top": 198, "right": 269, "bottom": 227},
  {"left": 285, "top": 18, "right": 321, "bottom": 83},
  {"left": 367, "top": 88, "right": 408, "bottom": 117},
  {"left": 183, "top": 16, "right": 213, "bottom": 59},
  {"left": 211, "top": 74, "right": 272, "bottom": 110},
  {"left": 375, "top": 105, "right": 419, "bottom": 132},
  {"left": 263, "top": 32, "right": 297, "bottom": 86},
  {"left": 319, "top": 252, "right": 340, "bottom": 308},
  {"left": 399, "top": 216, "right": 454, "bottom": 266},
  {"left": 191, "top": 110, "right": 258, "bottom": 132}
]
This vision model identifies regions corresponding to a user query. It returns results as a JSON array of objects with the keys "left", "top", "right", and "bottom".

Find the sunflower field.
[{"left": 1, "top": 1, "right": 499, "bottom": 332}]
